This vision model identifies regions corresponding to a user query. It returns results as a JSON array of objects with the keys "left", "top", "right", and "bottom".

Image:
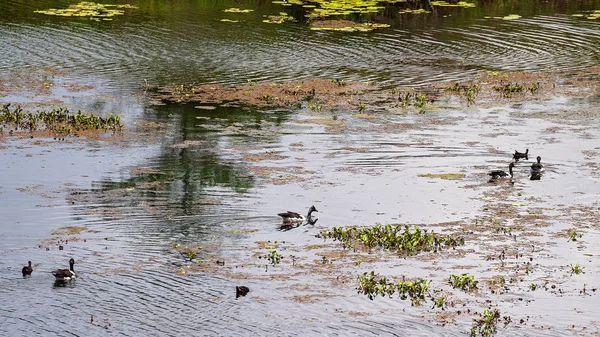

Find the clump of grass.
[
  {"left": 357, "top": 271, "right": 431, "bottom": 305},
  {"left": 320, "top": 224, "right": 465, "bottom": 255},
  {"left": 449, "top": 273, "right": 478, "bottom": 292},
  {"left": 391, "top": 89, "right": 431, "bottom": 111}
]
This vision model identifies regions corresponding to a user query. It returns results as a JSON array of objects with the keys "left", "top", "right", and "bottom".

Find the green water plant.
[
  {"left": 357, "top": 271, "right": 431, "bottom": 305},
  {"left": 320, "top": 224, "right": 465, "bottom": 255},
  {"left": 570, "top": 263, "right": 583, "bottom": 275},
  {"left": 0, "top": 104, "right": 122, "bottom": 136},
  {"left": 264, "top": 250, "right": 282, "bottom": 266},
  {"left": 470, "top": 309, "right": 501, "bottom": 337},
  {"left": 494, "top": 82, "right": 523, "bottom": 98},
  {"left": 34, "top": 1, "right": 137, "bottom": 20},
  {"left": 449, "top": 273, "right": 478, "bottom": 292}
]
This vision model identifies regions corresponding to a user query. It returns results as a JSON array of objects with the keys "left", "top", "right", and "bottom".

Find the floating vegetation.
[
  {"left": 445, "top": 83, "right": 480, "bottom": 105},
  {"left": 419, "top": 173, "right": 466, "bottom": 180},
  {"left": 51, "top": 226, "right": 86, "bottom": 235},
  {"left": 399, "top": 8, "right": 431, "bottom": 14},
  {"left": 501, "top": 14, "right": 521, "bottom": 20},
  {"left": 171, "top": 244, "right": 204, "bottom": 262},
  {"left": 147, "top": 78, "right": 366, "bottom": 109},
  {"left": 223, "top": 8, "right": 254, "bottom": 13},
  {"left": 263, "top": 12, "right": 296, "bottom": 24},
  {"left": 570, "top": 263, "right": 584, "bottom": 275},
  {"left": 0, "top": 104, "right": 122, "bottom": 136},
  {"left": 220, "top": 19, "right": 239, "bottom": 23},
  {"left": 572, "top": 10, "right": 600, "bottom": 19},
  {"left": 34, "top": 2, "right": 137, "bottom": 19},
  {"left": 431, "top": 1, "right": 475, "bottom": 7},
  {"left": 311, "top": 20, "right": 390, "bottom": 32},
  {"left": 357, "top": 271, "right": 431, "bottom": 305},
  {"left": 262, "top": 250, "right": 282, "bottom": 266},
  {"left": 449, "top": 273, "right": 478, "bottom": 292},
  {"left": 320, "top": 224, "right": 465, "bottom": 255},
  {"left": 470, "top": 309, "right": 501, "bottom": 337},
  {"left": 391, "top": 90, "right": 432, "bottom": 110},
  {"left": 493, "top": 82, "right": 523, "bottom": 98}
]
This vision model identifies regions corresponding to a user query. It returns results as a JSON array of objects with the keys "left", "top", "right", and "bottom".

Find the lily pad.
[{"left": 34, "top": 1, "right": 137, "bottom": 19}]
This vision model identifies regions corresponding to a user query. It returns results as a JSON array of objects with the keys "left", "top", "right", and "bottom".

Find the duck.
[
  {"left": 488, "top": 162, "right": 514, "bottom": 182},
  {"left": 22, "top": 261, "right": 33, "bottom": 277},
  {"left": 278, "top": 205, "right": 318, "bottom": 224},
  {"left": 236, "top": 286, "right": 250, "bottom": 298},
  {"left": 530, "top": 156, "right": 544, "bottom": 180},
  {"left": 513, "top": 149, "right": 529, "bottom": 161},
  {"left": 52, "top": 258, "right": 76, "bottom": 281}
]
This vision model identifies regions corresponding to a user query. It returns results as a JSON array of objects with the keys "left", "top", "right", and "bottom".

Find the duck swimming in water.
[
  {"left": 52, "top": 258, "right": 76, "bottom": 281},
  {"left": 488, "top": 163, "right": 514, "bottom": 183},
  {"left": 530, "top": 156, "right": 544, "bottom": 180},
  {"left": 513, "top": 149, "right": 529, "bottom": 161},
  {"left": 278, "top": 205, "right": 318, "bottom": 224},
  {"left": 22, "top": 261, "right": 33, "bottom": 277},
  {"left": 236, "top": 286, "right": 250, "bottom": 298}
]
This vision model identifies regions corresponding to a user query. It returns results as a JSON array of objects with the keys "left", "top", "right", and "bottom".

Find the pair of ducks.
[
  {"left": 277, "top": 205, "right": 318, "bottom": 224},
  {"left": 488, "top": 149, "right": 544, "bottom": 182},
  {"left": 22, "top": 258, "right": 76, "bottom": 281}
]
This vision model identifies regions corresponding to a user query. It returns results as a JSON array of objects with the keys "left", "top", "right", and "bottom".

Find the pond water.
[{"left": 1, "top": 0, "right": 600, "bottom": 336}]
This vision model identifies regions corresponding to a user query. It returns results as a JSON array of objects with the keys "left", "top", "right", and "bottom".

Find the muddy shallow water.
[{"left": 2, "top": 0, "right": 600, "bottom": 336}]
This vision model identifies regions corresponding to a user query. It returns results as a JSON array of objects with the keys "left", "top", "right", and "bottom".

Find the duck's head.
[
  {"left": 536, "top": 156, "right": 541, "bottom": 163},
  {"left": 69, "top": 258, "right": 75, "bottom": 266},
  {"left": 309, "top": 205, "right": 318, "bottom": 213}
]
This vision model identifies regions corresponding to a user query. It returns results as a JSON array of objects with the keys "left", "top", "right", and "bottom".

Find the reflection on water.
[{"left": 2, "top": 0, "right": 600, "bottom": 336}]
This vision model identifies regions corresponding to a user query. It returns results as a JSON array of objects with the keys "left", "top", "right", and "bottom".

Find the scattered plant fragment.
[{"left": 449, "top": 273, "right": 478, "bottom": 292}]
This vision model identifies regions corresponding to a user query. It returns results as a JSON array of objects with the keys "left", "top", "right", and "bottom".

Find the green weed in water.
[{"left": 449, "top": 273, "right": 478, "bottom": 292}]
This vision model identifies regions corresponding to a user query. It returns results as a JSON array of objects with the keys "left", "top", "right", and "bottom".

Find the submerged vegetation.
[{"left": 0, "top": 104, "right": 122, "bottom": 136}]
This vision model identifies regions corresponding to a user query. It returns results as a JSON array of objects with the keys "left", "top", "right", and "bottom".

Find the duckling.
[
  {"left": 530, "top": 156, "right": 544, "bottom": 180},
  {"left": 52, "top": 258, "right": 76, "bottom": 281},
  {"left": 513, "top": 149, "right": 529, "bottom": 161},
  {"left": 22, "top": 261, "right": 33, "bottom": 277},
  {"left": 278, "top": 205, "right": 318, "bottom": 224},
  {"left": 488, "top": 163, "right": 514, "bottom": 183},
  {"left": 236, "top": 286, "right": 250, "bottom": 298}
]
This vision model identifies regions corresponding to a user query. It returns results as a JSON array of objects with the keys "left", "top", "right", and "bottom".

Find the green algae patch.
[
  {"left": 34, "top": 2, "right": 137, "bottom": 19},
  {"left": 52, "top": 226, "right": 86, "bottom": 235},
  {"left": 419, "top": 173, "right": 465, "bottom": 180},
  {"left": 223, "top": 8, "right": 254, "bottom": 13},
  {"left": 311, "top": 20, "right": 390, "bottom": 32},
  {"left": 220, "top": 19, "right": 239, "bottom": 23},
  {"left": 296, "top": 118, "right": 344, "bottom": 126}
]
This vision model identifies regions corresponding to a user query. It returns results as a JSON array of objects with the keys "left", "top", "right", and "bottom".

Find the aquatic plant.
[
  {"left": 470, "top": 309, "right": 501, "bottom": 337},
  {"left": 431, "top": 1, "right": 475, "bottom": 7},
  {"left": 570, "top": 263, "right": 583, "bottom": 275},
  {"left": 529, "top": 283, "right": 537, "bottom": 291},
  {"left": 34, "top": 2, "right": 137, "bottom": 20},
  {"left": 418, "top": 173, "right": 465, "bottom": 180},
  {"left": 311, "top": 21, "right": 390, "bottom": 32},
  {"left": 494, "top": 82, "right": 523, "bottom": 98},
  {"left": 263, "top": 12, "right": 296, "bottom": 24},
  {"left": 0, "top": 104, "right": 122, "bottom": 136},
  {"left": 357, "top": 271, "right": 431, "bottom": 305},
  {"left": 449, "top": 273, "right": 478, "bottom": 292},
  {"left": 264, "top": 250, "right": 282, "bottom": 266},
  {"left": 445, "top": 83, "right": 479, "bottom": 105},
  {"left": 224, "top": 8, "right": 254, "bottom": 13},
  {"left": 568, "top": 230, "right": 582, "bottom": 242},
  {"left": 320, "top": 224, "right": 465, "bottom": 255}
]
